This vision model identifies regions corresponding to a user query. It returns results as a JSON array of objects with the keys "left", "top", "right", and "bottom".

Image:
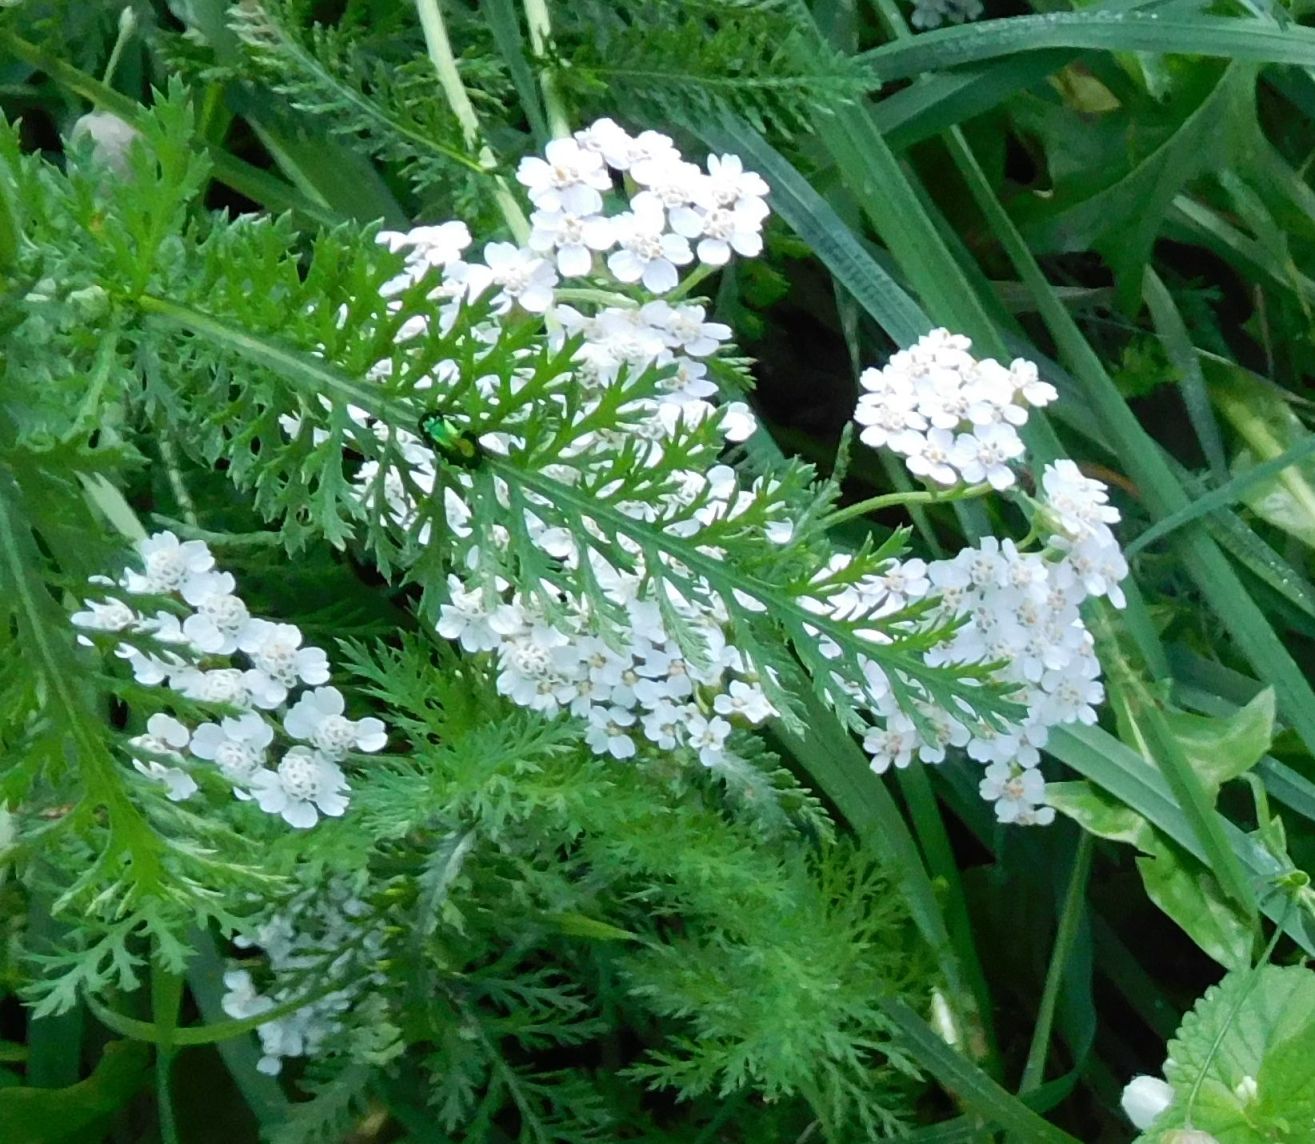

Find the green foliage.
[
  {"left": 1139, "top": 964, "right": 1315, "bottom": 1142},
  {"left": 551, "top": 0, "right": 872, "bottom": 135},
  {"left": 7, "top": 0, "right": 1315, "bottom": 1139},
  {"left": 225, "top": 0, "right": 513, "bottom": 225}
]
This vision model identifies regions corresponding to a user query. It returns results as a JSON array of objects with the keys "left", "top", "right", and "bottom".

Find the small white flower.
[
  {"left": 461, "top": 243, "right": 559, "bottom": 314},
  {"left": 686, "top": 710, "right": 732, "bottom": 766},
  {"left": 901, "top": 427, "right": 959, "bottom": 485},
  {"left": 712, "top": 680, "right": 776, "bottom": 724},
  {"left": 238, "top": 620, "right": 330, "bottom": 702},
  {"left": 129, "top": 713, "right": 196, "bottom": 801},
  {"left": 437, "top": 577, "right": 523, "bottom": 652},
  {"left": 220, "top": 969, "right": 274, "bottom": 1020},
  {"left": 528, "top": 209, "right": 615, "bottom": 277},
  {"left": 979, "top": 761, "right": 1049, "bottom": 824},
  {"left": 123, "top": 531, "right": 214, "bottom": 594},
  {"left": 181, "top": 571, "right": 251, "bottom": 654},
  {"left": 72, "top": 596, "right": 138, "bottom": 639},
  {"left": 171, "top": 666, "right": 253, "bottom": 709},
  {"left": 668, "top": 202, "right": 764, "bottom": 266},
  {"left": 250, "top": 746, "right": 349, "bottom": 829},
  {"left": 607, "top": 201, "right": 692, "bottom": 294},
  {"left": 718, "top": 401, "right": 757, "bottom": 442},
  {"left": 585, "top": 704, "right": 638, "bottom": 760},
  {"left": 950, "top": 423, "right": 1024, "bottom": 490},
  {"left": 1120, "top": 1074, "right": 1174, "bottom": 1131},
  {"left": 516, "top": 137, "right": 612, "bottom": 215},
  {"left": 284, "top": 687, "right": 387, "bottom": 760},
  {"left": 190, "top": 712, "right": 274, "bottom": 784},
  {"left": 376, "top": 221, "right": 472, "bottom": 268},
  {"left": 630, "top": 155, "right": 704, "bottom": 214},
  {"left": 643, "top": 301, "right": 731, "bottom": 357},
  {"left": 573, "top": 117, "right": 636, "bottom": 167},
  {"left": 696, "top": 154, "right": 770, "bottom": 217}
]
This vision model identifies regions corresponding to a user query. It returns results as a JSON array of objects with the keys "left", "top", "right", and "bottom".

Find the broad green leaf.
[
  {"left": 1135, "top": 842, "right": 1252, "bottom": 972},
  {"left": 1046, "top": 780, "right": 1155, "bottom": 849},
  {"left": 1160, "top": 688, "right": 1276, "bottom": 795},
  {"left": 1210, "top": 364, "right": 1315, "bottom": 550},
  {"left": 1143, "top": 965, "right": 1315, "bottom": 1142},
  {"left": 1048, "top": 782, "right": 1251, "bottom": 968},
  {"left": 0, "top": 1041, "right": 150, "bottom": 1143}
]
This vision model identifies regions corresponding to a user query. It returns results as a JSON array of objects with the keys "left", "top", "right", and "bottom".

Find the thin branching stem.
[{"left": 413, "top": 0, "right": 530, "bottom": 242}]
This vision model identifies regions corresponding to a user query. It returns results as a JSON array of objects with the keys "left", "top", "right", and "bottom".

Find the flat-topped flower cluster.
[
  {"left": 349, "top": 121, "right": 786, "bottom": 772},
  {"left": 839, "top": 331, "right": 1127, "bottom": 824},
  {"left": 72, "top": 531, "right": 386, "bottom": 826},
  {"left": 854, "top": 328, "right": 1057, "bottom": 491},
  {"left": 220, "top": 878, "right": 389, "bottom": 1075},
  {"left": 284, "top": 120, "right": 1127, "bottom": 829}
]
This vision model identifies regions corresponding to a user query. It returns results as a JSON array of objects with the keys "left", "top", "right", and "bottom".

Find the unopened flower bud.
[
  {"left": 1121, "top": 1074, "right": 1174, "bottom": 1130},
  {"left": 69, "top": 110, "right": 141, "bottom": 176}
]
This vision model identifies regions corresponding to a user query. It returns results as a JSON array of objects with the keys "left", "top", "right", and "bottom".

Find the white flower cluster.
[
  {"left": 910, "top": 0, "right": 983, "bottom": 30},
  {"left": 220, "top": 879, "right": 387, "bottom": 1075},
  {"left": 811, "top": 456, "right": 1127, "bottom": 826},
  {"left": 349, "top": 122, "right": 784, "bottom": 769},
  {"left": 520, "top": 123, "right": 769, "bottom": 290},
  {"left": 71, "top": 531, "right": 386, "bottom": 827},
  {"left": 854, "top": 328, "right": 1057, "bottom": 491}
]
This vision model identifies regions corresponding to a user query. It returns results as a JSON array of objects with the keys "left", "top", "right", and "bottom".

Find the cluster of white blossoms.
[
  {"left": 854, "top": 328, "right": 1057, "bottom": 491},
  {"left": 840, "top": 341, "right": 1129, "bottom": 823},
  {"left": 343, "top": 121, "right": 784, "bottom": 769},
  {"left": 330, "top": 121, "right": 1125, "bottom": 825},
  {"left": 220, "top": 879, "right": 389, "bottom": 1075},
  {"left": 71, "top": 531, "right": 386, "bottom": 827}
]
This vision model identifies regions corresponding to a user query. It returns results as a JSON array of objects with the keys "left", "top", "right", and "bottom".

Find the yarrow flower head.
[
  {"left": 72, "top": 531, "right": 387, "bottom": 828},
  {"left": 360, "top": 121, "right": 1119, "bottom": 831},
  {"left": 840, "top": 327, "right": 1125, "bottom": 825},
  {"left": 854, "top": 328, "right": 1056, "bottom": 491},
  {"left": 221, "top": 879, "right": 389, "bottom": 1074},
  {"left": 351, "top": 122, "right": 788, "bottom": 776}
]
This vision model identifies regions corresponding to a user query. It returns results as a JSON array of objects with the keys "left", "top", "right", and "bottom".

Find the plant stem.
[
  {"left": 820, "top": 482, "right": 993, "bottom": 532},
  {"left": 667, "top": 262, "right": 716, "bottom": 301},
  {"left": 413, "top": 0, "right": 530, "bottom": 242},
  {"left": 1018, "top": 833, "right": 1092, "bottom": 1095},
  {"left": 100, "top": 7, "right": 136, "bottom": 89},
  {"left": 152, "top": 957, "right": 185, "bottom": 1144},
  {"left": 521, "top": 0, "right": 571, "bottom": 138}
]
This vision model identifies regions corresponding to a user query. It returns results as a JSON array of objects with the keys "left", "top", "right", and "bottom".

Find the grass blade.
[
  {"left": 861, "top": 12, "right": 1315, "bottom": 81},
  {"left": 1127, "top": 435, "right": 1315, "bottom": 555},
  {"left": 879, "top": 998, "right": 1083, "bottom": 1144}
]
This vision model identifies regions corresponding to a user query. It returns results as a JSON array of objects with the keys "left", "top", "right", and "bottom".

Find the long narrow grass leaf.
[{"left": 861, "top": 13, "right": 1315, "bottom": 82}]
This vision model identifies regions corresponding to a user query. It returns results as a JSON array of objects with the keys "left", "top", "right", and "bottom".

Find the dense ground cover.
[{"left": 3, "top": 1, "right": 1315, "bottom": 1141}]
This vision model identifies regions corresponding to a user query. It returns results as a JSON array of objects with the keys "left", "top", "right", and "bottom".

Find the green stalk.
[
  {"left": 151, "top": 958, "right": 184, "bottom": 1144},
  {"left": 100, "top": 6, "right": 136, "bottom": 89},
  {"left": 0, "top": 152, "right": 19, "bottom": 283},
  {"left": 413, "top": 0, "right": 530, "bottom": 242},
  {"left": 818, "top": 482, "right": 992, "bottom": 533},
  {"left": 1018, "top": 834, "right": 1093, "bottom": 1095},
  {"left": 521, "top": 0, "right": 571, "bottom": 138}
]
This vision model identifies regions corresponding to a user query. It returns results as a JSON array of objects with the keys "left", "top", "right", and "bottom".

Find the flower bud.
[
  {"left": 1121, "top": 1074, "right": 1174, "bottom": 1130},
  {"left": 69, "top": 110, "right": 142, "bottom": 176}
]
